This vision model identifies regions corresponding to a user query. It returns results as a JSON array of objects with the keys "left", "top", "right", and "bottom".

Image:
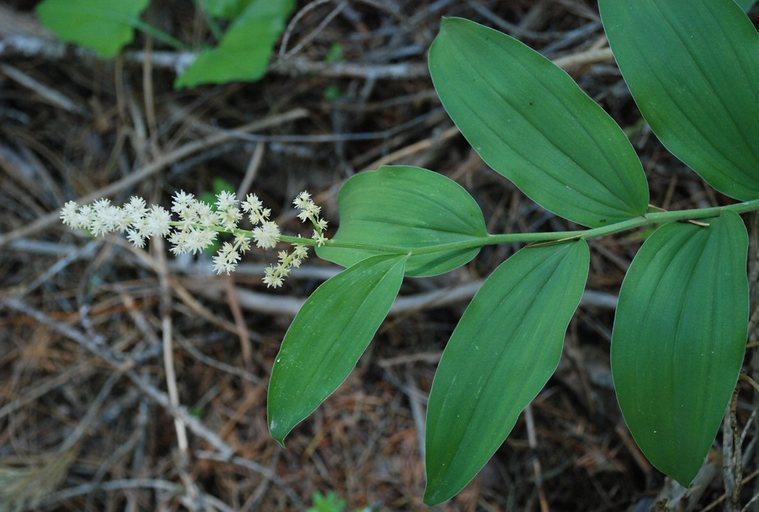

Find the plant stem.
[
  {"left": 174, "top": 198, "right": 759, "bottom": 257},
  {"left": 130, "top": 19, "right": 188, "bottom": 51},
  {"left": 408, "top": 198, "right": 759, "bottom": 256}
]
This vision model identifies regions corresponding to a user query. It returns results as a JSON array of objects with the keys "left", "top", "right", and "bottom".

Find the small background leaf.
[
  {"left": 199, "top": 0, "right": 252, "bottom": 19},
  {"left": 600, "top": 0, "right": 759, "bottom": 200},
  {"left": 429, "top": 17, "right": 649, "bottom": 228},
  {"left": 424, "top": 241, "right": 589, "bottom": 505},
  {"left": 268, "top": 254, "right": 406, "bottom": 443},
  {"left": 612, "top": 211, "right": 749, "bottom": 485},
  {"left": 37, "top": 0, "right": 150, "bottom": 58},
  {"left": 176, "top": 0, "right": 295, "bottom": 88},
  {"left": 316, "top": 166, "right": 487, "bottom": 277}
]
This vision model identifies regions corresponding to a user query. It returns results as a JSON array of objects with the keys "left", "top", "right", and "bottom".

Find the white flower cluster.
[
  {"left": 293, "top": 191, "right": 328, "bottom": 246},
  {"left": 60, "top": 197, "right": 171, "bottom": 244},
  {"left": 60, "top": 189, "right": 329, "bottom": 288},
  {"left": 263, "top": 245, "right": 310, "bottom": 288},
  {"left": 261, "top": 191, "right": 329, "bottom": 288}
]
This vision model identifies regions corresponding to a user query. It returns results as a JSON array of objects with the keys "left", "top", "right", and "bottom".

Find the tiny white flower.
[
  {"left": 253, "top": 221, "right": 280, "bottom": 249},
  {"left": 184, "top": 229, "right": 217, "bottom": 254},
  {"left": 249, "top": 207, "right": 271, "bottom": 225},
  {"left": 293, "top": 245, "right": 309, "bottom": 259},
  {"left": 213, "top": 242, "right": 241, "bottom": 274},
  {"left": 145, "top": 205, "right": 172, "bottom": 237},
  {"left": 92, "top": 198, "right": 111, "bottom": 210},
  {"left": 89, "top": 199, "right": 121, "bottom": 236},
  {"left": 218, "top": 207, "right": 242, "bottom": 231},
  {"left": 241, "top": 193, "right": 271, "bottom": 225},
  {"left": 60, "top": 201, "right": 80, "bottom": 227},
  {"left": 172, "top": 191, "right": 195, "bottom": 215},
  {"left": 74, "top": 205, "right": 94, "bottom": 230},
  {"left": 169, "top": 230, "right": 189, "bottom": 255},
  {"left": 293, "top": 191, "right": 312, "bottom": 209},
  {"left": 192, "top": 202, "right": 218, "bottom": 226},
  {"left": 234, "top": 234, "right": 251, "bottom": 253},
  {"left": 131, "top": 216, "right": 149, "bottom": 238},
  {"left": 115, "top": 215, "right": 133, "bottom": 233},
  {"left": 312, "top": 230, "right": 328, "bottom": 247},
  {"left": 126, "top": 229, "right": 146, "bottom": 248},
  {"left": 242, "top": 193, "right": 263, "bottom": 213},
  {"left": 215, "top": 191, "right": 238, "bottom": 212},
  {"left": 123, "top": 196, "right": 147, "bottom": 221},
  {"left": 263, "top": 266, "right": 284, "bottom": 288}
]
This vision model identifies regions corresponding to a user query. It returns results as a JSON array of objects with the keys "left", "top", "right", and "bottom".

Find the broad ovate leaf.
[
  {"left": 176, "top": 0, "right": 294, "bottom": 88},
  {"left": 612, "top": 211, "right": 749, "bottom": 485},
  {"left": 429, "top": 18, "right": 649, "bottom": 228},
  {"left": 37, "top": 0, "right": 150, "bottom": 58},
  {"left": 600, "top": 0, "right": 759, "bottom": 200},
  {"left": 268, "top": 254, "right": 406, "bottom": 443},
  {"left": 424, "top": 241, "right": 590, "bottom": 505},
  {"left": 316, "top": 166, "right": 488, "bottom": 277}
]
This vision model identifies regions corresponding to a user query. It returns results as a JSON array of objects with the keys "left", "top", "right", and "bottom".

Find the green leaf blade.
[
  {"left": 176, "top": 0, "right": 295, "bottom": 88},
  {"left": 600, "top": 0, "right": 759, "bottom": 200},
  {"left": 268, "top": 254, "right": 407, "bottom": 444},
  {"left": 316, "top": 166, "right": 488, "bottom": 277},
  {"left": 429, "top": 17, "right": 649, "bottom": 227},
  {"left": 200, "top": 0, "right": 251, "bottom": 19},
  {"left": 424, "top": 241, "right": 590, "bottom": 505},
  {"left": 612, "top": 211, "right": 749, "bottom": 485},
  {"left": 37, "top": 0, "right": 150, "bottom": 58}
]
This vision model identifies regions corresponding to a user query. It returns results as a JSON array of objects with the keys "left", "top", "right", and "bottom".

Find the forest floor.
[{"left": 1, "top": 1, "right": 759, "bottom": 510}]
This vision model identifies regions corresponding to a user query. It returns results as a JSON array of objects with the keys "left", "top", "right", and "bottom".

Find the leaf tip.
[
  {"left": 673, "top": 472, "right": 697, "bottom": 489},
  {"left": 423, "top": 461, "right": 465, "bottom": 506},
  {"left": 422, "top": 485, "right": 448, "bottom": 507},
  {"left": 661, "top": 457, "right": 701, "bottom": 489},
  {"left": 438, "top": 16, "right": 468, "bottom": 34},
  {"left": 268, "top": 419, "right": 290, "bottom": 447}
]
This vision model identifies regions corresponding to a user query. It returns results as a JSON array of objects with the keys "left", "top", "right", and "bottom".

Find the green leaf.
[
  {"left": 611, "top": 211, "right": 749, "bottom": 486},
  {"left": 199, "top": 0, "right": 251, "bottom": 19},
  {"left": 325, "top": 43, "right": 344, "bottom": 64},
  {"left": 212, "top": 177, "right": 235, "bottom": 194},
  {"left": 736, "top": 0, "right": 757, "bottom": 11},
  {"left": 37, "top": 0, "right": 150, "bottom": 58},
  {"left": 268, "top": 254, "right": 407, "bottom": 443},
  {"left": 316, "top": 166, "right": 488, "bottom": 277},
  {"left": 324, "top": 85, "right": 343, "bottom": 101},
  {"left": 424, "top": 241, "right": 590, "bottom": 505},
  {"left": 600, "top": 0, "right": 759, "bottom": 200},
  {"left": 308, "top": 492, "right": 347, "bottom": 512},
  {"left": 176, "top": 0, "right": 295, "bottom": 88},
  {"left": 429, "top": 18, "right": 649, "bottom": 228}
]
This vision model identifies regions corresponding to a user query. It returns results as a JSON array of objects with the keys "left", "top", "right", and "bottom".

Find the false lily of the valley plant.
[{"left": 63, "top": 0, "right": 759, "bottom": 505}]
